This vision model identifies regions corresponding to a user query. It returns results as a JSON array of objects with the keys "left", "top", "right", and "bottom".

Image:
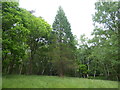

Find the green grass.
[
  {"left": 2, "top": 75, "right": 118, "bottom": 88},
  {"left": 0, "top": 75, "right": 2, "bottom": 89}
]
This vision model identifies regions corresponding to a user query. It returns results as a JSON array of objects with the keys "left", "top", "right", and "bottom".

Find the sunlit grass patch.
[{"left": 2, "top": 75, "right": 118, "bottom": 88}]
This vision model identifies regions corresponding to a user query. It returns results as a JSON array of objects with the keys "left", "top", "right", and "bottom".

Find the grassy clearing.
[
  {"left": 2, "top": 75, "right": 118, "bottom": 88},
  {"left": 0, "top": 76, "right": 2, "bottom": 89}
]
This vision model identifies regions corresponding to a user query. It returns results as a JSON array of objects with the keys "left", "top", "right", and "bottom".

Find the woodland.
[{"left": 2, "top": 1, "right": 120, "bottom": 82}]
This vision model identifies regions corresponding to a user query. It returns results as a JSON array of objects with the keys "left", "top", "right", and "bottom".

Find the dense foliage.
[
  {"left": 2, "top": 2, "right": 52, "bottom": 75},
  {"left": 2, "top": 2, "right": 119, "bottom": 81},
  {"left": 76, "top": 2, "right": 120, "bottom": 80},
  {"left": 51, "top": 6, "right": 76, "bottom": 76}
]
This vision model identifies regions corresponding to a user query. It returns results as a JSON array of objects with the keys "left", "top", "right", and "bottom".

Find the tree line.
[{"left": 2, "top": 2, "right": 120, "bottom": 81}]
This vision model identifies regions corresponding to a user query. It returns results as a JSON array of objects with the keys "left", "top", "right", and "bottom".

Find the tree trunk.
[
  {"left": 59, "top": 66, "right": 64, "bottom": 77},
  {"left": 87, "top": 59, "right": 89, "bottom": 78},
  {"left": 41, "top": 67, "right": 45, "bottom": 75},
  {"left": 106, "top": 64, "right": 110, "bottom": 77},
  {"left": 19, "top": 64, "right": 23, "bottom": 75},
  {"left": 59, "top": 71, "right": 64, "bottom": 77},
  {"left": 87, "top": 74, "right": 89, "bottom": 78},
  {"left": 29, "top": 59, "right": 32, "bottom": 74},
  {"left": 84, "top": 75, "right": 85, "bottom": 78},
  {"left": 112, "top": 66, "right": 119, "bottom": 81},
  {"left": 59, "top": 61, "right": 64, "bottom": 77},
  {"left": 94, "top": 70, "right": 96, "bottom": 78},
  {"left": 8, "top": 64, "right": 14, "bottom": 74},
  {"left": 103, "top": 65, "right": 108, "bottom": 79},
  {"left": 49, "top": 66, "right": 53, "bottom": 75},
  {"left": 29, "top": 50, "right": 34, "bottom": 75},
  {"left": 7, "top": 65, "right": 10, "bottom": 74},
  {"left": 8, "top": 60, "right": 14, "bottom": 74}
]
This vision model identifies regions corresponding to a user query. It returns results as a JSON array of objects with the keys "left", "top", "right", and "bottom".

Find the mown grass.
[
  {"left": 2, "top": 75, "right": 118, "bottom": 88},
  {"left": 0, "top": 75, "right": 2, "bottom": 89}
]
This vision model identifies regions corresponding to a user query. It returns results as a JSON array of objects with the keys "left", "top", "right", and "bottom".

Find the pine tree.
[{"left": 51, "top": 6, "right": 76, "bottom": 76}]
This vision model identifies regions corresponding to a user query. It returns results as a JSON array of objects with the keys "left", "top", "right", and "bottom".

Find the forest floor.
[{"left": 2, "top": 75, "right": 118, "bottom": 88}]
